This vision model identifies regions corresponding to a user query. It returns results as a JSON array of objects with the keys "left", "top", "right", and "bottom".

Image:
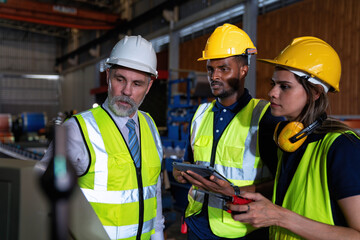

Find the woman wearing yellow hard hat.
[{"left": 226, "top": 36, "right": 360, "bottom": 239}]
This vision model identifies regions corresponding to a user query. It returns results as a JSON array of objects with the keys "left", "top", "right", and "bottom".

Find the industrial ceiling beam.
[
  {"left": 0, "top": 0, "right": 121, "bottom": 30},
  {"left": 55, "top": 0, "right": 188, "bottom": 66}
]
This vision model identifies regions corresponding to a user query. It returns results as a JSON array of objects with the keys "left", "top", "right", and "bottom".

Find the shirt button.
[
  {"left": 220, "top": 117, "right": 223, "bottom": 121},
  {"left": 223, "top": 109, "right": 227, "bottom": 112},
  {"left": 216, "top": 129, "right": 219, "bottom": 133}
]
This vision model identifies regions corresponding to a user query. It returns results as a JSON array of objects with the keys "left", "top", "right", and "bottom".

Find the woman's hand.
[{"left": 226, "top": 191, "right": 283, "bottom": 228}]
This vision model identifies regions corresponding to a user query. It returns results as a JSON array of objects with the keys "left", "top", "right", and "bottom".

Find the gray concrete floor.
[{"left": 164, "top": 210, "right": 187, "bottom": 240}]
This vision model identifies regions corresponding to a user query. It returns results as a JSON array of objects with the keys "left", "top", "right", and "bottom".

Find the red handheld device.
[
  {"left": 198, "top": 189, "right": 253, "bottom": 213},
  {"left": 231, "top": 195, "right": 253, "bottom": 205},
  {"left": 226, "top": 195, "right": 253, "bottom": 214}
]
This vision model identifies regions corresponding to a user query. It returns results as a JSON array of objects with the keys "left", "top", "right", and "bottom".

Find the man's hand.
[
  {"left": 182, "top": 170, "right": 234, "bottom": 196},
  {"left": 172, "top": 162, "right": 190, "bottom": 184}
]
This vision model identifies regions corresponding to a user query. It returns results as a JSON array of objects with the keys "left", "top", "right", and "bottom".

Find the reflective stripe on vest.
[
  {"left": 81, "top": 184, "right": 156, "bottom": 204},
  {"left": 81, "top": 110, "right": 108, "bottom": 190},
  {"left": 189, "top": 188, "right": 225, "bottom": 210},
  {"left": 186, "top": 99, "right": 270, "bottom": 238},
  {"left": 270, "top": 132, "right": 360, "bottom": 240},
  {"left": 75, "top": 107, "right": 162, "bottom": 240},
  {"left": 190, "top": 102, "right": 212, "bottom": 148},
  {"left": 104, "top": 218, "right": 154, "bottom": 240},
  {"left": 140, "top": 110, "right": 163, "bottom": 161},
  {"left": 243, "top": 99, "right": 269, "bottom": 180}
]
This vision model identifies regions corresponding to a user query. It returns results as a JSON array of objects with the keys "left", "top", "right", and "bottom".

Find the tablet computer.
[{"left": 172, "top": 162, "right": 231, "bottom": 184}]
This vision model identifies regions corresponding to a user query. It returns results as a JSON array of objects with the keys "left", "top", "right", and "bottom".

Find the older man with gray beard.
[{"left": 41, "top": 35, "right": 164, "bottom": 240}]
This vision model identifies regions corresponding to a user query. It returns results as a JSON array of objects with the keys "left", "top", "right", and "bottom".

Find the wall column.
[{"left": 243, "top": 0, "right": 258, "bottom": 97}]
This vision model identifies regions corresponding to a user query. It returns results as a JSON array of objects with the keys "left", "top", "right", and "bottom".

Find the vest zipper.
[
  {"left": 202, "top": 139, "right": 220, "bottom": 212},
  {"left": 136, "top": 167, "right": 144, "bottom": 240},
  {"left": 202, "top": 111, "right": 229, "bottom": 211}
]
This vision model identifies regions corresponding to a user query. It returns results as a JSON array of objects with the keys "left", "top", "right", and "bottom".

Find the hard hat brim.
[
  {"left": 198, "top": 48, "right": 257, "bottom": 61},
  {"left": 106, "top": 58, "right": 158, "bottom": 78},
  {"left": 197, "top": 54, "right": 238, "bottom": 61},
  {"left": 257, "top": 58, "right": 339, "bottom": 92}
]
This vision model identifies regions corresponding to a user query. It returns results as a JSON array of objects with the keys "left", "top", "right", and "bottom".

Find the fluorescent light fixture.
[
  {"left": 259, "top": 0, "right": 280, "bottom": 7},
  {"left": 22, "top": 74, "right": 60, "bottom": 80}
]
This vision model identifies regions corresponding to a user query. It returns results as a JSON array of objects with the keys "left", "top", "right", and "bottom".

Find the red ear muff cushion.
[{"left": 274, "top": 121, "right": 306, "bottom": 152}]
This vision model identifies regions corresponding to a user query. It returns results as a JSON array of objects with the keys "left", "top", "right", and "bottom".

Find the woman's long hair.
[{"left": 295, "top": 75, "right": 359, "bottom": 136}]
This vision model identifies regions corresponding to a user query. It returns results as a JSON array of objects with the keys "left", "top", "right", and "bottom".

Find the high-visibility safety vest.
[
  {"left": 270, "top": 132, "right": 359, "bottom": 240},
  {"left": 74, "top": 106, "right": 162, "bottom": 240},
  {"left": 185, "top": 99, "right": 271, "bottom": 238}
]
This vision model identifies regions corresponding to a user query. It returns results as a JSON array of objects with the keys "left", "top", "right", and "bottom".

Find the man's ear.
[
  {"left": 240, "top": 64, "right": 249, "bottom": 78},
  {"left": 106, "top": 68, "right": 110, "bottom": 85},
  {"left": 145, "top": 78, "right": 154, "bottom": 95}
]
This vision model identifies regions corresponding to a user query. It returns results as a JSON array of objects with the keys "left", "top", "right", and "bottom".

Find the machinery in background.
[
  {"left": 9, "top": 112, "right": 48, "bottom": 144},
  {"left": 0, "top": 112, "right": 47, "bottom": 160},
  {"left": 0, "top": 142, "right": 43, "bottom": 161},
  {"left": 163, "top": 72, "right": 212, "bottom": 161},
  {"left": 162, "top": 72, "right": 212, "bottom": 212},
  {"left": 0, "top": 110, "right": 75, "bottom": 161}
]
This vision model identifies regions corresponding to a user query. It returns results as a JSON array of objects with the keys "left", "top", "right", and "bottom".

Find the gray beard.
[
  {"left": 106, "top": 79, "right": 147, "bottom": 117},
  {"left": 108, "top": 92, "right": 146, "bottom": 117},
  {"left": 108, "top": 93, "right": 137, "bottom": 117}
]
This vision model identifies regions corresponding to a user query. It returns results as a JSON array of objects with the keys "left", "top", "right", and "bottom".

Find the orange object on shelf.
[
  {"left": 0, "top": 113, "right": 12, "bottom": 132},
  {"left": 0, "top": 132, "right": 14, "bottom": 143},
  {"left": 342, "top": 119, "right": 360, "bottom": 129}
]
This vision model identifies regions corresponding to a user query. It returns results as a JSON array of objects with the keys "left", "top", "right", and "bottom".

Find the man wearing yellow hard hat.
[{"left": 173, "top": 23, "right": 282, "bottom": 239}]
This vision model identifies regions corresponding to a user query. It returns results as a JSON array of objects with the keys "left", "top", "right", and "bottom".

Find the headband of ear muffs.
[{"left": 273, "top": 113, "right": 327, "bottom": 152}]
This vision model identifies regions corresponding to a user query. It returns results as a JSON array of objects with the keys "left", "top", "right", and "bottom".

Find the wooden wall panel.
[
  {"left": 179, "top": 33, "right": 210, "bottom": 73},
  {"left": 177, "top": 0, "right": 359, "bottom": 115},
  {"left": 178, "top": 33, "right": 210, "bottom": 92}
]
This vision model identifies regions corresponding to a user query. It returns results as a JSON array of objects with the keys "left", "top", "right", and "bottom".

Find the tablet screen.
[{"left": 172, "top": 162, "right": 231, "bottom": 183}]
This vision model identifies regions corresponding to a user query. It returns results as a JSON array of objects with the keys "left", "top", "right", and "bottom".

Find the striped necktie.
[{"left": 126, "top": 119, "right": 140, "bottom": 168}]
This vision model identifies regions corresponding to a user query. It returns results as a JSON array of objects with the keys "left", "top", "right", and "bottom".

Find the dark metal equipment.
[{"left": 39, "top": 116, "right": 77, "bottom": 240}]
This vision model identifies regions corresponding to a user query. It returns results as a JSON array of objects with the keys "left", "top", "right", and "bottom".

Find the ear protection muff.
[{"left": 274, "top": 113, "right": 327, "bottom": 152}]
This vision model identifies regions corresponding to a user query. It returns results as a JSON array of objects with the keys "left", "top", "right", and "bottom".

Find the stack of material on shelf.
[{"left": 0, "top": 113, "right": 14, "bottom": 143}]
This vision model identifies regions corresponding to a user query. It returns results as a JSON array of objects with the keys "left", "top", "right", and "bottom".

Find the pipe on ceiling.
[
  {"left": 0, "top": 13, "right": 116, "bottom": 30},
  {"left": 56, "top": 0, "right": 188, "bottom": 66}
]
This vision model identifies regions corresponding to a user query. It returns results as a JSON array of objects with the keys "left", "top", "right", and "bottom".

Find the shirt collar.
[{"left": 212, "top": 88, "right": 252, "bottom": 113}]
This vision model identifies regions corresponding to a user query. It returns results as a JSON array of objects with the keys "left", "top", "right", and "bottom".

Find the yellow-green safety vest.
[
  {"left": 185, "top": 99, "right": 271, "bottom": 238},
  {"left": 74, "top": 107, "right": 162, "bottom": 240},
  {"left": 270, "top": 131, "right": 359, "bottom": 240}
]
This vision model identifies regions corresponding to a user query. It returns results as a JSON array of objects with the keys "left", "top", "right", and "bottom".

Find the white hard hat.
[{"left": 106, "top": 35, "right": 158, "bottom": 78}]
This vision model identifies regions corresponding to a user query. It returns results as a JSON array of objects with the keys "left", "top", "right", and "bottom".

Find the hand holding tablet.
[{"left": 172, "top": 162, "right": 232, "bottom": 184}]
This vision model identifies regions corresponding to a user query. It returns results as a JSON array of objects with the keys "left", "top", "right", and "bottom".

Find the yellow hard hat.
[
  {"left": 258, "top": 36, "right": 341, "bottom": 92},
  {"left": 198, "top": 23, "right": 257, "bottom": 61}
]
